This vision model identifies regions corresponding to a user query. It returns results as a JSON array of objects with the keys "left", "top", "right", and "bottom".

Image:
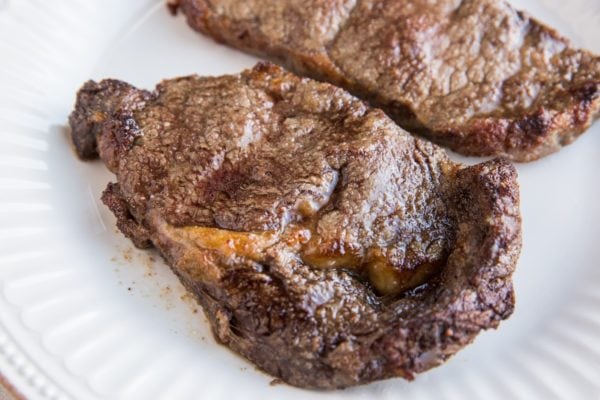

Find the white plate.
[{"left": 0, "top": 1, "right": 599, "bottom": 399}]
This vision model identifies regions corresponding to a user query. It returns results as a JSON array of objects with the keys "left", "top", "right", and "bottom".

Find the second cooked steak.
[
  {"left": 173, "top": 0, "right": 600, "bottom": 161},
  {"left": 69, "top": 63, "right": 521, "bottom": 389}
]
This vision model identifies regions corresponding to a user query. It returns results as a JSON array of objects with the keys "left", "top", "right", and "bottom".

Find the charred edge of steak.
[
  {"left": 68, "top": 80, "right": 150, "bottom": 160},
  {"left": 423, "top": 82, "right": 600, "bottom": 162},
  {"left": 102, "top": 183, "right": 153, "bottom": 249},
  {"left": 166, "top": 0, "right": 181, "bottom": 16}
]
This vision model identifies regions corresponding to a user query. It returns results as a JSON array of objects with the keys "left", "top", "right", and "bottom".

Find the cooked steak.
[
  {"left": 172, "top": 0, "right": 600, "bottom": 162},
  {"left": 69, "top": 63, "right": 521, "bottom": 389}
]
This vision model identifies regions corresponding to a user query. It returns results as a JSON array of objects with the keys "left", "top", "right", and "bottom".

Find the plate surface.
[{"left": 0, "top": 1, "right": 599, "bottom": 399}]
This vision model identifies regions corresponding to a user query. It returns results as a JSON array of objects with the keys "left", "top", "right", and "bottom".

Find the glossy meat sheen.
[
  {"left": 174, "top": 0, "right": 600, "bottom": 161},
  {"left": 69, "top": 63, "right": 521, "bottom": 389}
]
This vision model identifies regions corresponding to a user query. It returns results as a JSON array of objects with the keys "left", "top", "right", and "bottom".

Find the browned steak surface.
[
  {"left": 69, "top": 63, "right": 521, "bottom": 389},
  {"left": 173, "top": 0, "right": 600, "bottom": 161}
]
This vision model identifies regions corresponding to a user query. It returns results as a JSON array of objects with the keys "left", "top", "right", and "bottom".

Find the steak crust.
[
  {"left": 69, "top": 63, "right": 521, "bottom": 389},
  {"left": 173, "top": 0, "right": 600, "bottom": 161}
]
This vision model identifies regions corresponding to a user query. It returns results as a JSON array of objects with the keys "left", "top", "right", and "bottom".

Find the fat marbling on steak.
[
  {"left": 69, "top": 63, "right": 521, "bottom": 389},
  {"left": 172, "top": 0, "right": 600, "bottom": 161}
]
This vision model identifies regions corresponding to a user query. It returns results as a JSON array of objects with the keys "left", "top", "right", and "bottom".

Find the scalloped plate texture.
[{"left": 0, "top": 1, "right": 599, "bottom": 399}]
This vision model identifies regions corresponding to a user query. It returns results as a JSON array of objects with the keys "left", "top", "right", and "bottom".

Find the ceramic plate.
[{"left": 0, "top": 1, "right": 599, "bottom": 399}]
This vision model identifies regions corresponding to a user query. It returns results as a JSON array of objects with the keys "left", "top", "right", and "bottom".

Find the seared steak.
[
  {"left": 173, "top": 0, "right": 600, "bottom": 161},
  {"left": 69, "top": 63, "right": 521, "bottom": 389}
]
